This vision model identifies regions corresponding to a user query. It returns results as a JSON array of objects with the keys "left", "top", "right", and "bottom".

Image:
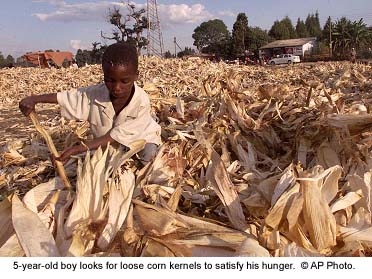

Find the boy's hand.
[
  {"left": 19, "top": 96, "right": 36, "bottom": 116},
  {"left": 53, "top": 147, "right": 78, "bottom": 165}
]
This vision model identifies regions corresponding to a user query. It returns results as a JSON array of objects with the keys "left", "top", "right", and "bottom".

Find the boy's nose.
[{"left": 112, "top": 82, "right": 121, "bottom": 91}]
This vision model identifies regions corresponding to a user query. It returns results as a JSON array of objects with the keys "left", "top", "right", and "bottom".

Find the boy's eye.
[{"left": 104, "top": 79, "right": 131, "bottom": 84}]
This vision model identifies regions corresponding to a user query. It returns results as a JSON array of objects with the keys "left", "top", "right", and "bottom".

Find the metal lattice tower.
[{"left": 146, "top": 0, "right": 164, "bottom": 56}]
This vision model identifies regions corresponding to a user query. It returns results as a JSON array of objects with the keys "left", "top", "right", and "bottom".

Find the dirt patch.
[{"left": 0, "top": 104, "right": 60, "bottom": 144}]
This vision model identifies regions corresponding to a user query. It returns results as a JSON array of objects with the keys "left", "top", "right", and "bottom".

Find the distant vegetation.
[
  {"left": 192, "top": 11, "right": 372, "bottom": 60},
  {"left": 1, "top": 7, "right": 371, "bottom": 67},
  {"left": 0, "top": 52, "right": 15, "bottom": 68}
]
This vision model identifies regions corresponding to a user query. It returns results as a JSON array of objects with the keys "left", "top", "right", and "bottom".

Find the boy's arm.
[
  {"left": 19, "top": 94, "right": 58, "bottom": 116},
  {"left": 57, "top": 132, "right": 116, "bottom": 164}
]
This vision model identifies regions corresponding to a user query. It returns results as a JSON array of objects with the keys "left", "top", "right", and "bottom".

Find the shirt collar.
[
  {"left": 125, "top": 84, "right": 142, "bottom": 118},
  {"left": 93, "top": 83, "right": 142, "bottom": 119}
]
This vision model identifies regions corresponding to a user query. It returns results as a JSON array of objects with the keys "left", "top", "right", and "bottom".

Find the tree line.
[
  {"left": 192, "top": 11, "right": 372, "bottom": 60},
  {"left": 0, "top": 52, "right": 15, "bottom": 68}
]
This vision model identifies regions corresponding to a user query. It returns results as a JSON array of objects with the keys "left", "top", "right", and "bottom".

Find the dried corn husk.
[
  {"left": 12, "top": 194, "right": 60, "bottom": 256},
  {"left": 1, "top": 59, "right": 372, "bottom": 256},
  {"left": 300, "top": 175, "right": 337, "bottom": 251},
  {"left": 97, "top": 170, "right": 135, "bottom": 250},
  {"left": 0, "top": 198, "right": 14, "bottom": 247}
]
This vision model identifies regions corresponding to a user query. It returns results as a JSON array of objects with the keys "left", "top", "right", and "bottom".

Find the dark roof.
[{"left": 260, "top": 37, "right": 317, "bottom": 49}]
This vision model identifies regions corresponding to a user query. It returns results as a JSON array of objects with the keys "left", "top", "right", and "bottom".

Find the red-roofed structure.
[{"left": 23, "top": 51, "right": 74, "bottom": 68}]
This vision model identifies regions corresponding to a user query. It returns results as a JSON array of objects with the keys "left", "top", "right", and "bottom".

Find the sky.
[{"left": 1, "top": 0, "right": 372, "bottom": 58}]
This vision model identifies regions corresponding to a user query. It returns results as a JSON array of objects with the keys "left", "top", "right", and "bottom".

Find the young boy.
[{"left": 19, "top": 42, "right": 161, "bottom": 165}]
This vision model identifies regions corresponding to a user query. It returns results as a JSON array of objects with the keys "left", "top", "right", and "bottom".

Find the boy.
[{"left": 19, "top": 42, "right": 161, "bottom": 165}]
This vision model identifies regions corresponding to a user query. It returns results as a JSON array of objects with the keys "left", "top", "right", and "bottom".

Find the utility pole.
[
  {"left": 146, "top": 0, "right": 164, "bottom": 56},
  {"left": 174, "top": 37, "right": 176, "bottom": 57},
  {"left": 173, "top": 37, "right": 182, "bottom": 58},
  {"left": 329, "top": 16, "right": 332, "bottom": 58}
]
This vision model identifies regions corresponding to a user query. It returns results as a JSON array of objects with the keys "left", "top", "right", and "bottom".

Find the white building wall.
[{"left": 302, "top": 41, "right": 316, "bottom": 55}]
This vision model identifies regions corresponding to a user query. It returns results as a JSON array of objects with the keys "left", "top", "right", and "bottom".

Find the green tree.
[
  {"left": 0, "top": 52, "right": 5, "bottom": 66},
  {"left": 16, "top": 56, "right": 24, "bottom": 64},
  {"left": 75, "top": 49, "right": 93, "bottom": 67},
  {"left": 192, "top": 19, "right": 230, "bottom": 57},
  {"left": 6, "top": 55, "right": 15, "bottom": 64},
  {"left": 164, "top": 50, "right": 173, "bottom": 59},
  {"left": 305, "top": 11, "right": 322, "bottom": 38},
  {"left": 232, "top": 13, "right": 250, "bottom": 56},
  {"left": 248, "top": 27, "right": 270, "bottom": 52},
  {"left": 295, "top": 18, "right": 309, "bottom": 38},
  {"left": 322, "top": 16, "right": 333, "bottom": 43},
  {"left": 281, "top": 16, "right": 296, "bottom": 38},
  {"left": 177, "top": 47, "right": 196, "bottom": 58},
  {"left": 0, "top": 53, "right": 15, "bottom": 67},
  {"left": 269, "top": 17, "right": 295, "bottom": 40},
  {"left": 348, "top": 18, "right": 371, "bottom": 50},
  {"left": 332, "top": 17, "right": 352, "bottom": 56},
  {"left": 101, "top": 2, "right": 148, "bottom": 55},
  {"left": 75, "top": 49, "right": 84, "bottom": 66},
  {"left": 90, "top": 42, "right": 107, "bottom": 64}
]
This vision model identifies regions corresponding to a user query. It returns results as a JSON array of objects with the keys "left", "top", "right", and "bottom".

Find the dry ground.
[{"left": 0, "top": 105, "right": 58, "bottom": 144}]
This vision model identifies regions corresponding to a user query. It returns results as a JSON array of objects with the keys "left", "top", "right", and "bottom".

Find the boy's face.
[{"left": 103, "top": 64, "right": 138, "bottom": 100}]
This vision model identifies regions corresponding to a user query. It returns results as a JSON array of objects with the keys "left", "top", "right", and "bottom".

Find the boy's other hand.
[
  {"left": 19, "top": 96, "right": 36, "bottom": 116},
  {"left": 53, "top": 146, "right": 78, "bottom": 165}
]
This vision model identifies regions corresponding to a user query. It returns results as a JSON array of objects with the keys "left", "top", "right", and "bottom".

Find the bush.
[{"left": 358, "top": 49, "right": 372, "bottom": 59}]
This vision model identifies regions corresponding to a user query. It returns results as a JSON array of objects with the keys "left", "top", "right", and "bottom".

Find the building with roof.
[
  {"left": 23, "top": 51, "right": 74, "bottom": 68},
  {"left": 259, "top": 37, "right": 317, "bottom": 60}
]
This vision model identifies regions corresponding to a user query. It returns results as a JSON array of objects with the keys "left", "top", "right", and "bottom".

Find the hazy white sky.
[{"left": 1, "top": 0, "right": 371, "bottom": 57}]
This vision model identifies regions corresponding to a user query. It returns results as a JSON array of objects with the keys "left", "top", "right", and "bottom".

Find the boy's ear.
[{"left": 134, "top": 70, "right": 139, "bottom": 81}]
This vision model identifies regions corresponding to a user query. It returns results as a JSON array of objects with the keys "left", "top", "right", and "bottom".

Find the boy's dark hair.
[{"left": 102, "top": 42, "right": 138, "bottom": 70}]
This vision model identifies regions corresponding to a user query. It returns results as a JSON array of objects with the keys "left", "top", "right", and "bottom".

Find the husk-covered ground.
[{"left": 1, "top": 58, "right": 372, "bottom": 257}]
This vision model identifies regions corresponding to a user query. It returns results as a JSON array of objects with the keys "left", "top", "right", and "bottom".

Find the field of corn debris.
[{"left": 1, "top": 58, "right": 372, "bottom": 257}]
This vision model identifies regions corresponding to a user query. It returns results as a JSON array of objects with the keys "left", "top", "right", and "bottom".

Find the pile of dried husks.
[{"left": 1, "top": 58, "right": 372, "bottom": 257}]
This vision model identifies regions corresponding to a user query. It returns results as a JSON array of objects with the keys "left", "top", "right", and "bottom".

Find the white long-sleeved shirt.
[{"left": 57, "top": 83, "right": 162, "bottom": 147}]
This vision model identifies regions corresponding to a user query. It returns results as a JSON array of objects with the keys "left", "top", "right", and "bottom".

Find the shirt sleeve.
[{"left": 56, "top": 87, "right": 91, "bottom": 121}]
